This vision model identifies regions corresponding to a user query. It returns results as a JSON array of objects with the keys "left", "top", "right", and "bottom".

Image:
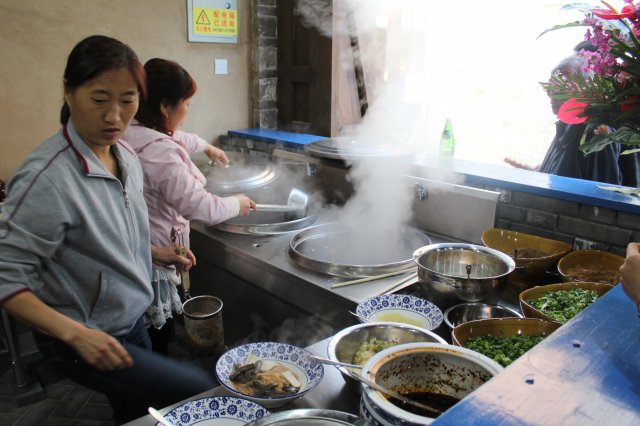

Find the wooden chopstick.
[
  {"left": 330, "top": 268, "right": 416, "bottom": 289},
  {"left": 376, "top": 271, "right": 418, "bottom": 296}
]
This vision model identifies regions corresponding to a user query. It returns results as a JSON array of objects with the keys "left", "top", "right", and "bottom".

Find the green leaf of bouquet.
[
  {"left": 537, "top": 21, "right": 584, "bottom": 39},
  {"left": 597, "top": 186, "right": 640, "bottom": 196},
  {"left": 580, "top": 127, "right": 640, "bottom": 155}
]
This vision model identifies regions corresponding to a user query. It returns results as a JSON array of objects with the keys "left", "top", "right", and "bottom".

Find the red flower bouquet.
[{"left": 541, "top": 1, "right": 640, "bottom": 158}]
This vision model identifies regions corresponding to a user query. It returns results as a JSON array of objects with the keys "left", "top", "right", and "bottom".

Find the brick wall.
[
  {"left": 477, "top": 186, "right": 640, "bottom": 256},
  {"left": 251, "top": 0, "right": 278, "bottom": 129}
]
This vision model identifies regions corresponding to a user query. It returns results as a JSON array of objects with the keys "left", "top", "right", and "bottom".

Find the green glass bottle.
[{"left": 439, "top": 118, "right": 455, "bottom": 162}]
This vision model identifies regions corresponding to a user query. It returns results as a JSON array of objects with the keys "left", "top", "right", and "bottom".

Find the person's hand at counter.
[
  {"left": 3, "top": 292, "right": 133, "bottom": 371},
  {"left": 620, "top": 242, "right": 640, "bottom": 309},
  {"left": 151, "top": 244, "right": 196, "bottom": 271},
  {"left": 204, "top": 143, "right": 230, "bottom": 166},
  {"left": 236, "top": 194, "right": 256, "bottom": 216}
]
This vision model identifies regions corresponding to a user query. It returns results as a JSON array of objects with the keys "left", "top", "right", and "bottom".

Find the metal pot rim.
[
  {"left": 182, "top": 295, "right": 223, "bottom": 319},
  {"left": 413, "top": 243, "right": 516, "bottom": 279},
  {"left": 289, "top": 222, "right": 431, "bottom": 277}
]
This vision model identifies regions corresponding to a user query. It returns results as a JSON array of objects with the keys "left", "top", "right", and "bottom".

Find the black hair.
[
  {"left": 134, "top": 58, "right": 197, "bottom": 136},
  {"left": 60, "top": 35, "right": 146, "bottom": 125}
]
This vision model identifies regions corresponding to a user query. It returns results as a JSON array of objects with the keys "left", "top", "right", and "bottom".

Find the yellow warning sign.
[{"left": 193, "top": 7, "right": 237, "bottom": 36}]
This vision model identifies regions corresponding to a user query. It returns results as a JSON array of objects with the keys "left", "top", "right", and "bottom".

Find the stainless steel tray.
[
  {"left": 289, "top": 222, "right": 431, "bottom": 277},
  {"left": 214, "top": 213, "right": 318, "bottom": 235},
  {"left": 245, "top": 408, "right": 361, "bottom": 425}
]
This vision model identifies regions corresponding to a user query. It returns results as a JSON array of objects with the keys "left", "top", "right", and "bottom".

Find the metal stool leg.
[
  {"left": 1, "top": 308, "right": 45, "bottom": 406},
  {"left": 2, "top": 309, "right": 28, "bottom": 387}
]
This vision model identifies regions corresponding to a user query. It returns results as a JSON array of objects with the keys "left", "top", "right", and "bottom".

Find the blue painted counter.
[
  {"left": 228, "top": 128, "right": 325, "bottom": 147},
  {"left": 228, "top": 128, "right": 640, "bottom": 214},
  {"left": 433, "top": 284, "right": 640, "bottom": 425}
]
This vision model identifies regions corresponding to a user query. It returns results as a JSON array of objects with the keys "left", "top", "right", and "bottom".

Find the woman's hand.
[
  {"left": 151, "top": 244, "right": 196, "bottom": 271},
  {"left": 503, "top": 157, "right": 539, "bottom": 171},
  {"left": 594, "top": 124, "right": 611, "bottom": 135},
  {"left": 235, "top": 194, "right": 256, "bottom": 216},
  {"left": 66, "top": 326, "right": 133, "bottom": 371},
  {"left": 2, "top": 292, "right": 133, "bottom": 371},
  {"left": 620, "top": 242, "right": 640, "bottom": 307},
  {"left": 204, "top": 144, "right": 230, "bottom": 166}
]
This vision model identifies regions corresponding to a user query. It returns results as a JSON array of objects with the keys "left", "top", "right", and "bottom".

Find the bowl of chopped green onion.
[
  {"left": 451, "top": 318, "right": 560, "bottom": 367},
  {"left": 519, "top": 282, "right": 614, "bottom": 324}
]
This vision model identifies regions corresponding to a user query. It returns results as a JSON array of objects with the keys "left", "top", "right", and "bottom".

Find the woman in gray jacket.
[{"left": 0, "top": 35, "right": 215, "bottom": 424}]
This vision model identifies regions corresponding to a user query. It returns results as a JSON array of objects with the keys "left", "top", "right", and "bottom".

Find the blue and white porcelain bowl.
[
  {"left": 157, "top": 396, "right": 270, "bottom": 426},
  {"left": 356, "top": 294, "right": 444, "bottom": 330},
  {"left": 215, "top": 341, "right": 324, "bottom": 408}
]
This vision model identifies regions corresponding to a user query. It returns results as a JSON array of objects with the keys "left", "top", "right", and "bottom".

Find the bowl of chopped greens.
[
  {"left": 326, "top": 321, "right": 446, "bottom": 391},
  {"left": 481, "top": 228, "right": 571, "bottom": 278},
  {"left": 557, "top": 250, "right": 624, "bottom": 284},
  {"left": 519, "top": 282, "right": 614, "bottom": 324},
  {"left": 451, "top": 318, "right": 560, "bottom": 367}
]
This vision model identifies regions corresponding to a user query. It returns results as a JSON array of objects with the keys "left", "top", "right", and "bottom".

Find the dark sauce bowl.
[{"left": 360, "top": 342, "right": 503, "bottom": 425}]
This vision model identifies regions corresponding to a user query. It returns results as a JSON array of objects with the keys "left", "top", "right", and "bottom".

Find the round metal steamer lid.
[
  {"left": 205, "top": 162, "right": 278, "bottom": 194},
  {"left": 215, "top": 213, "right": 319, "bottom": 235},
  {"left": 289, "top": 222, "right": 432, "bottom": 277},
  {"left": 193, "top": 152, "right": 278, "bottom": 195},
  {"left": 245, "top": 408, "right": 361, "bottom": 425},
  {"left": 305, "top": 137, "right": 415, "bottom": 161}
]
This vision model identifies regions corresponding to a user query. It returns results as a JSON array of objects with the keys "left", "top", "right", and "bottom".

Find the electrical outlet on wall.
[{"left": 214, "top": 59, "right": 228, "bottom": 75}]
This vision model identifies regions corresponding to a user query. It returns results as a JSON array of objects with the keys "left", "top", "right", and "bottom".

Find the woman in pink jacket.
[{"left": 124, "top": 58, "right": 255, "bottom": 354}]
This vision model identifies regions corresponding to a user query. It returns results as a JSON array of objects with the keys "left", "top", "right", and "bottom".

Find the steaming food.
[
  {"left": 353, "top": 337, "right": 399, "bottom": 365},
  {"left": 229, "top": 354, "right": 301, "bottom": 397}
]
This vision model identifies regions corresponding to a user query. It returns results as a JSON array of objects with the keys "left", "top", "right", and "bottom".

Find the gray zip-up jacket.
[{"left": 0, "top": 121, "right": 153, "bottom": 336}]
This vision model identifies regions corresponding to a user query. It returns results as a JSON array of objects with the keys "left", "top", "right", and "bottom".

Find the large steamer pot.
[
  {"left": 290, "top": 222, "right": 431, "bottom": 277},
  {"left": 193, "top": 151, "right": 280, "bottom": 196},
  {"left": 413, "top": 243, "right": 515, "bottom": 310},
  {"left": 305, "top": 137, "right": 415, "bottom": 205},
  {"left": 193, "top": 151, "right": 319, "bottom": 234}
]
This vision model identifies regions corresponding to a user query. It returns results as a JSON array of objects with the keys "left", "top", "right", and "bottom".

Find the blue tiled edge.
[
  {"left": 455, "top": 159, "right": 640, "bottom": 214},
  {"left": 228, "top": 128, "right": 640, "bottom": 215},
  {"left": 228, "top": 128, "right": 326, "bottom": 147}
]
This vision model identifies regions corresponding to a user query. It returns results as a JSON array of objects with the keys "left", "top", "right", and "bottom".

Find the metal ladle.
[
  {"left": 342, "top": 365, "right": 444, "bottom": 417},
  {"left": 309, "top": 354, "right": 363, "bottom": 370},
  {"left": 309, "top": 354, "right": 443, "bottom": 417},
  {"left": 254, "top": 188, "right": 309, "bottom": 220}
]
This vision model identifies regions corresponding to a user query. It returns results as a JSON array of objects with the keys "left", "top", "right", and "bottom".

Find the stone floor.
[
  {"left": 0, "top": 364, "right": 114, "bottom": 426},
  {"left": 0, "top": 321, "right": 209, "bottom": 426}
]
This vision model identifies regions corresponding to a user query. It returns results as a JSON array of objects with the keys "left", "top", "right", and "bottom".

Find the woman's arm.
[
  {"left": 2, "top": 292, "right": 133, "bottom": 370},
  {"left": 620, "top": 242, "right": 640, "bottom": 308},
  {"left": 172, "top": 130, "right": 229, "bottom": 164}
]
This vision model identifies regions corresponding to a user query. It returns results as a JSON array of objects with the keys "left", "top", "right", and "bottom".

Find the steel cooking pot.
[
  {"left": 290, "top": 222, "right": 431, "bottom": 277},
  {"left": 413, "top": 243, "right": 515, "bottom": 309}
]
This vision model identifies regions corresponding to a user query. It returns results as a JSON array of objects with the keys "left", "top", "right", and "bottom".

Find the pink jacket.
[{"left": 124, "top": 121, "right": 238, "bottom": 248}]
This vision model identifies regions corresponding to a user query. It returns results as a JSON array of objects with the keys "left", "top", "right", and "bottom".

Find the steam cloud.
[{"left": 295, "top": 0, "right": 460, "bottom": 263}]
